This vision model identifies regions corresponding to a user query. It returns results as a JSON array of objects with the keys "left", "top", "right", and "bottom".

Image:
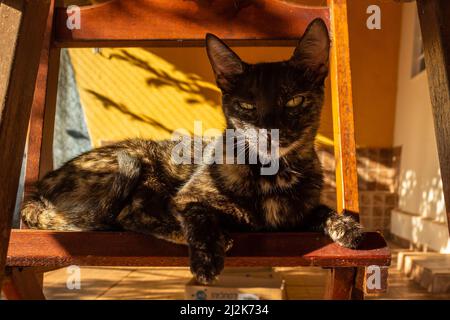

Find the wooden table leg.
[
  {"left": 324, "top": 267, "right": 359, "bottom": 300},
  {"left": 2, "top": 267, "right": 46, "bottom": 300},
  {"left": 417, "top": 0, "right": 450, "bottom": 234},
  {"left": 351, "top": 267, "right": 365, "bottom": 299},
  {"left": 0, "top": 0, "right": 51, "bottom": 288}
]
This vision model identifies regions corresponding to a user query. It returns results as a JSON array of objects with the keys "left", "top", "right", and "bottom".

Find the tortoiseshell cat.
[{"left": 22, "top": 19, "right": 362, "bottom": 284}]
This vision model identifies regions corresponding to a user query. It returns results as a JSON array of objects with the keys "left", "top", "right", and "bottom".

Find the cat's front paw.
[
  {"left": 189, "top": 247, "right": 225, "bottom": 285},
  {"left": 326, "top": 213, "right": 364, "bottom": 249}
]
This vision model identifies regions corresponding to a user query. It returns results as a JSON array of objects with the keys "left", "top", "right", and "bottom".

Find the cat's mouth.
[
  {"left": 229, "top": 116, "right": 306, "bottom": 159},
  {"left": 233, "top": 130, "right": 301, "bottom": 162}
]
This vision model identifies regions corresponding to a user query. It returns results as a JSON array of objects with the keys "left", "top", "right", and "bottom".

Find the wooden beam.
[
  {"left": 53, "top": 0, "right": 329, "bottom": 47},
  {"left": 25, "top": 2, "right": 58, "bottom": 196},
  {"left": 6, "top": 230, "right": 391, "bottom": 268},
  {"left": 0, "top": 0, "right": 51, "bottom": 287},
  {"left": 327, "top": 0, "right": 359, "bottom": 215},
  {"left": 324, "top": 267, "right": 356, "bottom": 300},
  {"left": 417, "top": 0, "right": 450, "bottom": 233},
  {"left": 2, "top": 267, "right": 46, "bottom": 300},
  {"left": 25, "top": 45, "right": 60, "bottom": 194}
]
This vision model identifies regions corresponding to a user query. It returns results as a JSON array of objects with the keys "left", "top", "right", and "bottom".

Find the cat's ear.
[
  {"left": 289, "top": 18, "right": 330, "bottom": 78},
  {"left": 206, "top": 33, "right": 244, "bottom": 90}
]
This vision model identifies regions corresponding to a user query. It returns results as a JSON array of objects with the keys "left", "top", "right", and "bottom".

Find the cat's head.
[{"left": 206, "top": 18, "right": 330, "bottom": 156}]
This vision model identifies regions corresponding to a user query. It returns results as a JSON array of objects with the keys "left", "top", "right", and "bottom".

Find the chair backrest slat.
[{"left": 55, "top": 0, "right": 329, "bottom": 47}]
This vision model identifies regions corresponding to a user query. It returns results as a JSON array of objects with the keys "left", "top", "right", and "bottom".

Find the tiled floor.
[
  {"left": 41, "top": 243, "right": 450, "bottom": 300},
  {"left": 44, "top": 266, "right": 328, "bottom": 300},
  {"left": 366, "top": 246, "right": 450, "bottom": 300}
]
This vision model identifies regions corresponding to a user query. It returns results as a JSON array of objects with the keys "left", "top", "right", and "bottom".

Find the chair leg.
[
  {"left": 25, "top": 39, "right": 61, "bottom": 193},
  {"left": 0, "top": 0, "right": 51, "bottom": 288},
  {"left": 324, "top": 267, "right": 361, "bottom": 300},
  {"left": 22, "top": 0, "right": 58, "bottom": 228},
  {"left": 351, "top": 267, "right": 365, "bottom": 299},
  {"left": 2, "top": 267, "right": 46, "bottom": 300},
  {"left": 417, "top": 0, "right": 450, "bottom": 233},
  {"left": 23, "top": 0, "right": 60, "bottom": 219}
]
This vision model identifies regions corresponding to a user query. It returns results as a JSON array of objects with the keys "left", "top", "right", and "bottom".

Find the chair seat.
[{"left": 7, "top": 230, "right": 390, "bottom": 268}]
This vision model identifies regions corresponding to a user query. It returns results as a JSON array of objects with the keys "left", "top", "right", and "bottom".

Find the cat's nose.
[
  {"left": 259, "top": 113, "right": 279, "bottom": 129},
  {"left": 257, "top": 102, "right": 279, "bottom": 128}
]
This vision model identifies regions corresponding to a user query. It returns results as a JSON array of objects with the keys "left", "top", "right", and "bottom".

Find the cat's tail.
[
  {"left": 22, "top": 151, "right": 142, "bottom": 230},
  {"left": 21, "top": 193, "right": 57, "bottom": 229}
]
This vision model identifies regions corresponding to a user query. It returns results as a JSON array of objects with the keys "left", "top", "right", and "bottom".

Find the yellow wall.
[{"left": 347, "top": 0, "right": 402, "bottom": 147}]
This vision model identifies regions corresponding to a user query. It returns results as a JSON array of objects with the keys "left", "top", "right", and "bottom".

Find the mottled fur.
[{"left": 22, "top": 19, "right": 362, "bottom": 284}]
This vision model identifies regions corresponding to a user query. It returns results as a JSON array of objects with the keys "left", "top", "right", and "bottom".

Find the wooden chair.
[{"left": 0, "top": 0, "right": 395, "bottom": 300}]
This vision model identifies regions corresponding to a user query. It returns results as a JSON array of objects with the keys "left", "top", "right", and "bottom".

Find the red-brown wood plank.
[
  {"left": 7, "top": 230, "right": 390, "bottom": 268},
  {"left": 324, "top": 267, "right": 356, "bottom": 300},
  {"left": 0, "top": 0, "right": 51, "bottom": 288},
  {"left": 25, "top": 47, "right": 60, "bottom": 197},
  {"left": 54, "top": 0, "right": 329, "bottom": 47},
  {"left": 2, "top": 267, "right": 46, "bottom": 300},
  {"left": 24, "top": 1, "right": 55, "bottom": 194}
]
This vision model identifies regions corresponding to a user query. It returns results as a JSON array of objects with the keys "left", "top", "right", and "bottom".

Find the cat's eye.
[
  {"left": 285, "top": 95, "right": 305, "bottom": 108},
  {"left": 239, "top": 102, "right": 255, "bottom": 110}
]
